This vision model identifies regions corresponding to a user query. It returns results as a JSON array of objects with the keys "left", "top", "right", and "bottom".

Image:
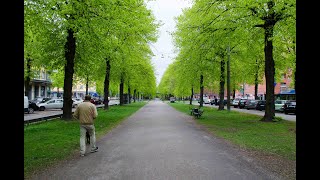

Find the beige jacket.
[{"left": 73, "top": 100, "right": 98, "bottom": 125}]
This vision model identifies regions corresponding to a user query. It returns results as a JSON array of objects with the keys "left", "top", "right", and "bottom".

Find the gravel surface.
[{"left": 27, "top": 100, "right": 295, "bottom": 180}]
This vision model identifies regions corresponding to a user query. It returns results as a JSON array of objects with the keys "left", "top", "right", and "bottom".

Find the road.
[
  {"left": 28, "top": 100, "right": 281, "bottom": 180},
  {"left": 184, "top": 101, "right": 296, "bottom": 122}
]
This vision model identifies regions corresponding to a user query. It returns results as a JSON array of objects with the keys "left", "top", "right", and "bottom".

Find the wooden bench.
[{"left": 190, "top": 108, "right": 204, "bottom": 118}]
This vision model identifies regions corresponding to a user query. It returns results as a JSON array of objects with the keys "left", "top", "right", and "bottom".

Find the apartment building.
[
  {"left": 235, "top": 69, "right": 295, "bottom": 100},
  {"left": 50, "top": 83, "right": 98, "bottom": 99},
  {"left": 193, "top": 69, "right": 294, "bottom": 100},
  {"left": 24, "top": 69, "right": 52, "bottom": 100}
]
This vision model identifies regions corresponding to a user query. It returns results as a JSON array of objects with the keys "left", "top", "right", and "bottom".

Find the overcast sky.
[{"left": 146, "top": 0, "right": 192, "bottom": 86}]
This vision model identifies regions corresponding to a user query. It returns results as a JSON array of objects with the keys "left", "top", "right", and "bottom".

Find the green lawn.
[
  {"left": 169, "top": 101, "right": 296, "bottom": 161},
  {"left": 24, "top": 102, "right": 146, "bottom": 178}
]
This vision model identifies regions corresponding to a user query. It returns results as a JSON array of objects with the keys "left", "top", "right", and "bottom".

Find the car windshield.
[{"left": 40, "top": 98, "right": 51, "bottom": 103}]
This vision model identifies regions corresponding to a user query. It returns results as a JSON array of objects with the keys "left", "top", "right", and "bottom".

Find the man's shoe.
[
  {"left": 90, "top": 147, "right": 98, "bottom": 153},
  {"left": 80, "top": 154, "right": 85, "bottom": 157}
]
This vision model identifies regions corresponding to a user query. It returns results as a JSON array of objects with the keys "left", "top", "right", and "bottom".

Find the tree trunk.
[
  {"left": 62, "top": 28, "right": 76, "bottom": 120},
  {"left": 119, "top": 75, "right": 124, "bottom": 105},
  {"left": 86, "top": 75, "right": 89, "bottom": 95},
  {"left": 133, "top": 89, "right": 136, "bottom": 102},
  {"left": 24, "top": 58, "right": 32, "bottom": 98},
  {"left": 128, "top": 86, "right": 131, "bottom": 104},
  {"left": 103, "top": 58, "right": 111, "bottom": 110},
  {"left": 218, "top": 58, "right": 225, "bottom": 110},
  {"left": 227, "top": 45, "right": 231, "bottom": 111},
  {"left": 254, "top": 80, "right": 258, "bottom": 100},
  {"left": 199, "top": 75, "right": 204, "bottom": 107},
  {"left": 232, "top": 87, "right": 236, "bottom": 100},
  {"left": 189, "top": 86, "right": 193, "bottom": 105},
  {"left": 254, "top": 59, "right": 260, "bottom": 100},
  {"left": 261, "top": 12, "right": 276, "bottom": 122},
  {"left": 254, "top": 61, "right": 259, "bottom": 100}
]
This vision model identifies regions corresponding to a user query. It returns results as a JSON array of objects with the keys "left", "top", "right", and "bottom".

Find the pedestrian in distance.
[{"left": 73, "top": 95, "right": 99, "bottom": 157}]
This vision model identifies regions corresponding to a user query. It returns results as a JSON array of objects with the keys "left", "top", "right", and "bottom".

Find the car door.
[
  {"left": 56, "top": 99, "right": 63, "bottom": 108},
  {"left": 46, "top": 100, "right": 56, "bottom": 109}
]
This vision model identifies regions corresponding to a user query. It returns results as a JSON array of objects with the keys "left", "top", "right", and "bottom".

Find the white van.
[
  {"left": 24, "top": 96, "right": 29, "bottom": 113},
  {"left": 24, "top": 96, "right": 34, "bottom": 113}
]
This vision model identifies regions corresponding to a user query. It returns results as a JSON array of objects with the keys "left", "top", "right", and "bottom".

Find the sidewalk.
[{"left": 24, "top": 101, "right": 119, "bottom": 122}]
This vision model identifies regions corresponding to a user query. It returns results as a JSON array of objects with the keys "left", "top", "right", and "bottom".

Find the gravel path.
[{"left": 28, "top": 100, "right": 293, "bottom": 180}]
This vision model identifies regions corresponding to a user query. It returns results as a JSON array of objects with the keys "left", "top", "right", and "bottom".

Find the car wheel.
[
  {"left": 284, "top": 111, "right": 288, "bottom": 114},
  {"left": 39, "top": 106, "right": 45, "bottom": 111},
  {"left": 28, "top": 108, "right": 34, "bottom": 114}
]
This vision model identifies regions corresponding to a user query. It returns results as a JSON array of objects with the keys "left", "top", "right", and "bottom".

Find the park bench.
[{"left": 190, "top": 107, "right": 204, "bottom": 118}]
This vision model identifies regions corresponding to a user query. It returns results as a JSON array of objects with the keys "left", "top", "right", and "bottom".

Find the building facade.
[
  {"left": 50, "top": 83, "right": 98, "bottom": 99},
  {"left": 24, "top": 69, "right": 52, "bottom": 100},
  {"left": 234, "top": 69, "right": 295, "bottom": 100},
  {"left": 193, "top": 69, "right": 294, "bottom": 101}
]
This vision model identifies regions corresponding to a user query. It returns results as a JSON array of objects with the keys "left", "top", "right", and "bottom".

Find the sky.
[{"left": 146, "top": 0, "right": 192, "bottom": 86}]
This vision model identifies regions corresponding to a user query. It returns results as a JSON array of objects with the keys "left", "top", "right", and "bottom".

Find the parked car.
[
  {"left": 30, "top": 97, "right": 52, "bottom": 104},
  {"left": 255, "top": 100, "right": 266, "bottom": 111},
  {"left": 244, "top": 100, "right": 258, "bottom": 110},
  {"left": 100, "top": 96, "right": 111, "bottom": 102},
  {"left": 203, "top": 97, "right": 211, "bottom": 104},
  {"left": 238, "top": 99, "right": 248, "bottom": 109},
  {"left": 198, "top": 97, "right": 211, "bottom": 104},
  {"left": 29, "top": 100, "right": 39, "bottom": 111},
  {"left": 37, "top": 98, "right": 64, "bottom": 111},
  {"left": 72, "top": 98, "right": 83, "bottom": 108},
  {"left": 214, "top": 99, "right": 227, "bottom": 106},
  {"left": 275, "top": 100, "right": 288, "bottom": 112},
  {"left": 231, "top": 98, "right": 240, "bottom": 108},
  {"left": 283, "top": 100, "right": 296, "bottom": 114},
  {"left": 209, "top": 99, "right": 215, "bottom": 105},
  {"left": 90, "top": 97, "right": 103, "bottom": 105}
]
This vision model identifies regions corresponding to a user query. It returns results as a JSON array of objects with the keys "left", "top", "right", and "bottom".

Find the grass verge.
[
  {"left": 24, "top": 102, "right": 146, "bottom": 178},
  {"left": 168, "top": 101, "right": 296, "bottom": 161}
]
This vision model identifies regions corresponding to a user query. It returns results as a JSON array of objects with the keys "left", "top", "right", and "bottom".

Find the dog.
[{"left": 86, "top": 131, "right": 90, "bottom": 144}]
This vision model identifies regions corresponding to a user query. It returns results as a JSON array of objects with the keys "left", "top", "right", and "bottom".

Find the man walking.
[{"left": 73, "top": 95, "right": 99, "bottom": 157}]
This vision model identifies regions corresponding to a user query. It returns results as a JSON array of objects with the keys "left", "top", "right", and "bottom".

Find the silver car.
[
  {"left": 72, "top": 98, "right": 84, "bottom": 108},
  {"left": 275, "top": 100, "right": 288, "bottom": 112},
  {"left": 37, "top": 99, "right": 64, "bottom": 111},
  {"left": 231, "top": 98, "right": 240, "bottom": 108}
]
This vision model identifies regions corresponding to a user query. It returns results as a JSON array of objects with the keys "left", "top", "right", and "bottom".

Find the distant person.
[
  {"left": 214, "top": 96, "right": 218, "bottom": 105},
  {"left": 73, "top": 95, "right": 98, "bottom": 157}
]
